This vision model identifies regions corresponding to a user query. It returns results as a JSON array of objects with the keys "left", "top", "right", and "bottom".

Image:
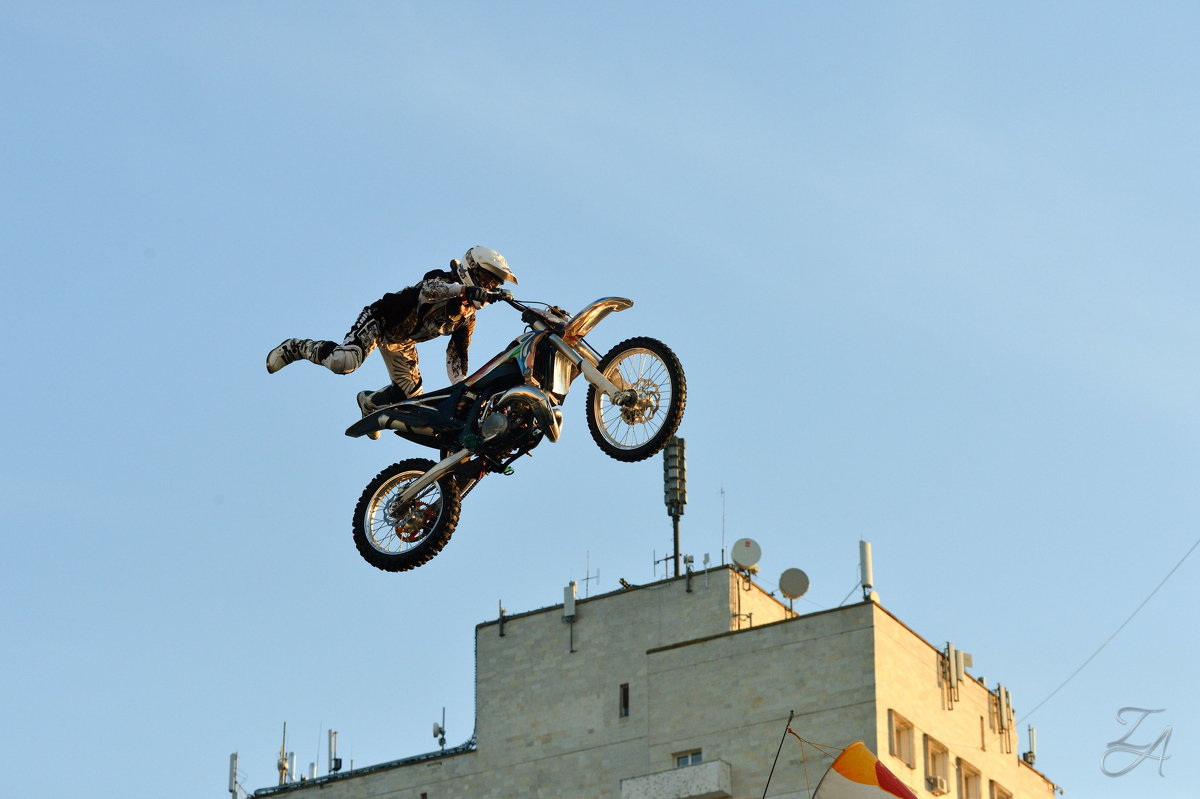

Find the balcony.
[{"left": 620, "top": 760, "right": 732, "bottom": 799}]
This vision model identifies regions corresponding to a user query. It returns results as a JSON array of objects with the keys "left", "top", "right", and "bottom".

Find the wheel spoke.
[
  {"left": 353, "top": 458, "right": 462, "bottom": 572},
  {"left": 586, "top": 338, "right": 684, "bottom": 464},
  {"left": 596, "top": 347, "right": 674, "bottom": 450},
  {"left": 364, "top": 472, "right": 446, "bottom": 554}
]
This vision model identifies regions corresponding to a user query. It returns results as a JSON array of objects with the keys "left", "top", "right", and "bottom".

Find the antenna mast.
[
  {"left": 580, "top": 551, "right": 600, "bottom": 598},
  {"left": 663, "top": 437, "right": 687, "bottom": 576},
  {"left": 433, "top": 708, "right": 447, "bottom": 751},
  {"left": 329, "top": 730, "right": 342, "bottom": 774},
  {"left": 720, "top": 484, "right": 726, "bottom": 565},
  {"left": 277, "top": 723, "right": 289, "bottom": 786}
]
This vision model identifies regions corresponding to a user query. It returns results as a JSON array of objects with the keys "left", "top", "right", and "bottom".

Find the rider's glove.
[{"left": 465, "top": 286, "right": 491, "bottom": 304}]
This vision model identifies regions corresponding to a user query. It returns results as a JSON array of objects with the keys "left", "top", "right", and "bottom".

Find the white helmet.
[{"left": 459, "top": 246, "right": 519, "bottom": 288}]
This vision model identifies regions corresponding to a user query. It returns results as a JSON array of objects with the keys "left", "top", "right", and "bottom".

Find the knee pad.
[{"left": 323, "top": 345, "right": 363, "bottom": 375}]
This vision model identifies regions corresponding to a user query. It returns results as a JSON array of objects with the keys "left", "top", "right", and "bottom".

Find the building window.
[
  {"left": 989, "top": 782, "right": 1012, "bottom": 799},
  {"left": 924, "top": 737, "right": 949, "bottom": 795},
  {"left": 888, "top": 710, "right": 915, "bottom": 768},
  {"left": 674, "top": 750, "right": 702, "bottom": 768},
  {"left": 959, "top": 760, "right": 981, "bottom": 799},
  {"left": 619, "top": 683, "right": 630, "bottom": 718}
]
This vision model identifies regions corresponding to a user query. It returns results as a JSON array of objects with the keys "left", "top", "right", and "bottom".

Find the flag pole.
[{"left": 762, "top": 710, "right": 794, "bottom": 799}]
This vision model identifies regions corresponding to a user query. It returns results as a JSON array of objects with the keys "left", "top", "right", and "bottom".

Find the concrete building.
[{"left": 251, "top": 567, "right": 1058, "bottom": 799}]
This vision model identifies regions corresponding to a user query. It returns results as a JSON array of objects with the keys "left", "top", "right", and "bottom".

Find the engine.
[{"left": 477, "top": 402, "right": 540, "bottom": 454}]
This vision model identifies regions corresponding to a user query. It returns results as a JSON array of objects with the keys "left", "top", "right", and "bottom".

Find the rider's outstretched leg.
[
  {"left": 267, "top": 305, "right": 380, "bottom": 376},
  {"left": 266, "top": 339, "right": 337, "bottom": 374}
]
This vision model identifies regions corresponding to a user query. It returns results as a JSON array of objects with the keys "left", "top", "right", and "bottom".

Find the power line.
[{"left": 1019, "top": 536, "right": 1200, "bottom": 723}]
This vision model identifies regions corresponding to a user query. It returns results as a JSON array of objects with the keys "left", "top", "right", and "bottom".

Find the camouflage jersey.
[{"left": 348, "top": 269, "right": 477, "bottom": 392}]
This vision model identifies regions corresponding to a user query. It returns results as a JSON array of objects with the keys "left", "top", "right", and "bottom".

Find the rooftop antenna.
[
  {"left": 432, "top": 707, "right": 447, "bottom": 751},
  {"left": 563, "top": 581, "right": 577, "bottom": 618},
  {"left": 314, "top": 723, "right": 322, "bottom": 776},
  {"left": 731, "top": 538, "right": 760, "bottom": 627},
  {"left": 720, "top": 485, "right": 727, "bottom": 565},
  {"left": 997, "top": 684, "right": 1013, "bottom": 732},
  {"left": 1023, "top": 725, "right": 1038, "bottom": 766},
  {"left": 228, "top": 753, "right": 239, "bottom": 799},
  {"left": 663, "top": 437, "right": 687, "bottom": 576},
  {"left": 653, "top": 549, "right": 675, "bottom": 579},
  {"left": 277, "top": 723, "right": 289, "bottom": 786},
  {"left": 731, "top": 538, "right": 761, "bottom": 591},
  {"left": 859, "top": 540, "right": 877, "bottom": 601},
  {"left": 580, "top": 551, "right": 600, "bottom": 598},
  {"left": 956, "top": 648, "right": 973, "bottom": 682},
  {"left": 778, "top": 567, "right": 810, "bottom": 613},
  {"left": 328, "top": 730, "right": 342, "bottom": 774},
  {"left": 564, "top": 581, "right": 578, "bottom": 652},
  {"left": 731, "top": 537, "right": 761, "bottom": 573}
]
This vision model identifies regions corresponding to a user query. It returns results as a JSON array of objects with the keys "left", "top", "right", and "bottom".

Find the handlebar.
[{"left": 498, "top": 293, "right": 569, "bottom": 333}]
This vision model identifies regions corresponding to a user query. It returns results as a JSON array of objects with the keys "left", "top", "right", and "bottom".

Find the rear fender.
[{"left": 345, "top": 407, "right": 436, "bottom": 439}]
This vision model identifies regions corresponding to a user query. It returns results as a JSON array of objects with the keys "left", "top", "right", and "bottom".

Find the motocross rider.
[{"left": 266, "top": 246, "right": 518, "bottom": 437}]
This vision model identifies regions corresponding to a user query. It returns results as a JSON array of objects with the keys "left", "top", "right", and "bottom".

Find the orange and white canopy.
[{"left": 812, "top": 741, "right": 918, "bottom": 799}]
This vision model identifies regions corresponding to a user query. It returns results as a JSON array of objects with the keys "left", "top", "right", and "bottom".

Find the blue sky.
[{"left": 2, "top": 3, "right": 1196, "bottom": 798}]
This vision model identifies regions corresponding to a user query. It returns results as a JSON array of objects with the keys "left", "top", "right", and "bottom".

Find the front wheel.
[
  {"left": 352, "top": 458, "right": 461, "bottom": 572},
  {"left": 586, "top": 336, "right": 686, "bottom": 462}
]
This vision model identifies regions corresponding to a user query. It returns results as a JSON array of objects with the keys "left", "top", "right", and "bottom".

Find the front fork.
[{"left": 550, "top": 335, "right": 635, "bottom": 404}]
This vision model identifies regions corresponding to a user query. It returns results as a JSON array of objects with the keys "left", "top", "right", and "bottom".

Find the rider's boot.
[
  {"left": 357, "top": 390, "right": 381, "bottom": 440},
  {"left": 265, "top": 339, "right": 334, "bottom": 374}
]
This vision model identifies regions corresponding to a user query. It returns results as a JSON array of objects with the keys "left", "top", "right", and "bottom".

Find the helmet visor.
[{"left": 470, "top": 267, "right": 502, "bottom": 290}]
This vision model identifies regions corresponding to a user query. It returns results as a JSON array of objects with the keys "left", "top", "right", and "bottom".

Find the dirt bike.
[{"left": 344, "top": 293, "right": 686, "bottom": 572}]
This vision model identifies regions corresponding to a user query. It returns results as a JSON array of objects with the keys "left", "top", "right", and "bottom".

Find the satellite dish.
[
  {"left": 731, "top": 538, "right": 761, "bottom": 569},
  {"left": 779, "top": 568, "right": 810, "bottom": 599}
]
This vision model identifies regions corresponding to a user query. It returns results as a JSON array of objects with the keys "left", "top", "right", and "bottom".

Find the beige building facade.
[{"left": 252, "top": 567, "right": 1057, "bottom": 799}]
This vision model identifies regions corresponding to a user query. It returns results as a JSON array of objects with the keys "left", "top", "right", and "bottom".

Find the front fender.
[{"left": 562, "top": 297, "right": 633, "bottom": 345}]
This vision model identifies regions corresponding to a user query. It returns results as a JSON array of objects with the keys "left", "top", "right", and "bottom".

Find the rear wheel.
[
  {"left": 586, "top": 336, "right": 686, "bottom": 462},
  {"left": 352, "top": 458, "right": 461, "bottom": 572}
]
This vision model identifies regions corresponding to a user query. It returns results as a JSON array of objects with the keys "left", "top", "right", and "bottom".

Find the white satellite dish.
[
  {"left": 731, "top": 538, "right": 761, "bottom": 570},
  {"left": 779, "top": 568, "right": 810, "bottom": 599}
]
